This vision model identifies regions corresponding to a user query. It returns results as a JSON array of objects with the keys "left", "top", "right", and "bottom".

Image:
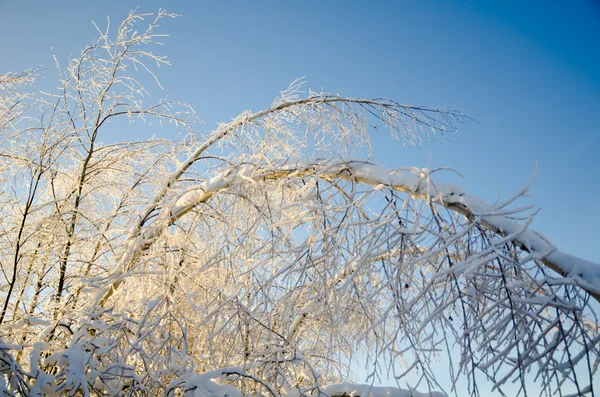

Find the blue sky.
[{"left": 1, "top": 0, "right": 599, "bottom": 391}]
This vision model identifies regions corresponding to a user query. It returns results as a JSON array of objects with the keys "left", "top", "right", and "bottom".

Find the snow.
[
  {"left": 274, "top": 158, "right": 600, "bottom": 294},
  {"left": 325, "top": 383, "right": 447, "bottom": 397},
  {"left": 181, "top": 370, "right": 447, "bottom": 397},
  {"left": 78, "top": 155, "right": 598, "bottom": 397},
  {"left": 184, "top": 368, "right": 244, "bottom": 397},
  {"left": 164, "top": 156, "right": 600, "bottom": 297}
]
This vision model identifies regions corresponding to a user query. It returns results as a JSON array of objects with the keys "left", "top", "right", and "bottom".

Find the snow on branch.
[{"left": 160, "top": 157, "right": 600, "bottom": 301}]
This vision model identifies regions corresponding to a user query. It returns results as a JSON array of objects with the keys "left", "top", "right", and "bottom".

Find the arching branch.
[{"left": 97, "top": 157, "right": 600, "bottom": 307}]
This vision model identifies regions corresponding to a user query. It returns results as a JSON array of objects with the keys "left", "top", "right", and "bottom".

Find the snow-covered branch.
[{"left": 153, "top": 157, "right": 600, "bottom": 302}]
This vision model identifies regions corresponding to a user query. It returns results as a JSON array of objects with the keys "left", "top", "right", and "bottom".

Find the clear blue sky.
[{"left": 1, "top": 0, "right": 599, "bottom": 391}]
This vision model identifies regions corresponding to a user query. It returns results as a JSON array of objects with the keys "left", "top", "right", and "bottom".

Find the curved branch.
[
  {"left": 98, "top": 157, "right": 600, "bottom": 307},
  {"left": 134, "top": 96, "right": 464, "bottom": 234}
]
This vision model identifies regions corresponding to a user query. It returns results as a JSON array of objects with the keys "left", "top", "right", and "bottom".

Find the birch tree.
[{"left": 0, "top": 10, "right": 598, "bottom": 397}]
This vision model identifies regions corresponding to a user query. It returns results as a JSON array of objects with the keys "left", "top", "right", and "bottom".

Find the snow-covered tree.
[{"left": 0, "top": 10, "right": 598, "bottom": 397}]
